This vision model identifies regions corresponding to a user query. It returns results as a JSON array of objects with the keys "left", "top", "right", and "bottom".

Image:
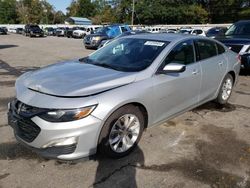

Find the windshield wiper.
[
  {"left": 79, "top": 58, "right": 121, "bottom": 71},
  {"left": 92, "top": 63, "right": 119, "bottom": 71}
]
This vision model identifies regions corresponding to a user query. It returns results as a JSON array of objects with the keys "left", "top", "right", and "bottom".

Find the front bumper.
[
  {"left": 30, "top": 32, "right": 43, "bottom": 37},
  {"left": 240, "top": 54, "right": 250, "bottom": 70},
  {"left": 83, "top": 40, "right": 101, "bottom": 49},
  {"left": 8, "top": 100, "right": 103, "bottom": 160}
]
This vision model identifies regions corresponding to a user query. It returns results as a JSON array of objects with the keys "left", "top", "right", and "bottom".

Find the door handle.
[
  {"left": 219, "top": 61, "right": 224, "bottom": 66},
  {"left": 192, "top": 70, "right": 198, "bottom": 75}
]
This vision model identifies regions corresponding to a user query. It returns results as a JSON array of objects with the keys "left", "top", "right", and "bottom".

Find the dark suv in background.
[
  {"left": 217, "top": 20, "right": 250, "bottom": 71},
  {"left": 0, "top": 27, "right": 7, "bottom": 35},
  {"left": 83, "top": 24, "right": 131, "bottom": 49},
  {"left": 24, "top": 24, "right": 44, "bottom": 37}
]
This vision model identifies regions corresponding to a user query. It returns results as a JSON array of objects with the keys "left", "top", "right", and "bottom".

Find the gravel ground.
[{"left": 0, "top": 34, "right": 250, "bottom": 188}]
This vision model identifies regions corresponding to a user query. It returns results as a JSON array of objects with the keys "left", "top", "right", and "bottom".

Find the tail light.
[{"left": 237, "top": 54, "right": 241, "bottom": 63}]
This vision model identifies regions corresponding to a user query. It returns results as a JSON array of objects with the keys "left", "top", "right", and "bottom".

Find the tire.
[
  {"left": 98, "top": 105, "right": 145, "bottom": 158},
  {"left": 215, "top": 74, "right": 234, "bottom": 105}
]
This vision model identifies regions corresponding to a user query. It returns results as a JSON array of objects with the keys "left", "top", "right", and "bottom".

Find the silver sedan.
[{"left": 8, "top": 34, "right": 240, "bottom": 160}]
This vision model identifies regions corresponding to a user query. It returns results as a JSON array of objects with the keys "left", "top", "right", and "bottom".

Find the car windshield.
[
  {"left": 225, "top": 22, "right": 250, "bottom": 36},
  {"left": 207, "top": 28, "right": 220, "bottom": 34},
  {"left": 179, "top": 30, "right": 191, "bottom": 34},
  {"left": 81, "top": 38, "right": 168, "bottom": 72},
  {"left": 30, "top": 25, "right": 40, "bottom": 29},
  {"left": 95, "top": 27, "right": 110, "bottom": 34}
]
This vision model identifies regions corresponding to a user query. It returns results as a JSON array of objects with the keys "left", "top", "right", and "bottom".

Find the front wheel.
[
  {"left": 215, "top": 74, "right": 234, "bottom": 104},
  {"left": 98, "top": 105, "right": 145, "bottom": 158}
]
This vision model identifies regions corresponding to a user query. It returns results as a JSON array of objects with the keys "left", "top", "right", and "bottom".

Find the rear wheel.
[
  {"left": 215, "top": 74, "right": 234, "bottom": 104},
  {"left": 98, "top": 105, "right": 145, "bottom": 158}
]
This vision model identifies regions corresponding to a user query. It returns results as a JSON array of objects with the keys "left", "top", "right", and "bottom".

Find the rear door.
[
  {"left": 152, "top": 39, "right": 202, "bottom": 124},
  {"left": 195, "top": 39, "right": 227, "bottom": 102}
]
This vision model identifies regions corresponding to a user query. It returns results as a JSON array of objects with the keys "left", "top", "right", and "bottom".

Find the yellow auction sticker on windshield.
[{"left": 144, "top": 41, "right": 165, "bottom": 46}]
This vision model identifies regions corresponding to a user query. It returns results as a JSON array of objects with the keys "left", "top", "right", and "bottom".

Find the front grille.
[
  {"left": 9, "top": 100, "right": 42, "bottom": 142},
  {"left": 16, "top": 119, "right": 41, "bottom": 142},
  {"left": 44, "top": 144, "right": 77, "bottom": 155},
  {"left": 226, "top": 44, "right": 243, "bottom": 53},
  {"left": 85, "top": 36, "right": 91, "bottom": 42}
]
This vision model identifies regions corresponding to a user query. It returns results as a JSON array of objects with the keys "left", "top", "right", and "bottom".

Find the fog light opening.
[{"left": 42, "top": 136, "right": 78, "bottom": 149}]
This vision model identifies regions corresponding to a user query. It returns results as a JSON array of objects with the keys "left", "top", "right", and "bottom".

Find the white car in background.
[
  {"left": 8, "top": 28, "right": 17, "bottom": 33},
  {"left": 179, "top": 28, "right": 206, "bottom": 36},
  {"left": 85, "top": 25, "right": 102, "bottom": 35},
  {"left": 73, "top": 26, "right": 102, "bottom": 38},
  {"left": 146, "top": 27, "right": 162, "bottom": 33},
  {"left": 72, "top": 27, "right": 86, "bottom": 38}
]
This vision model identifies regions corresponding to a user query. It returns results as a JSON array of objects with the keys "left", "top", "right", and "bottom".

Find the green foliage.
[
  {"left": 0, "top": 0, "right": 18, "bottom": 24},
  {"left": 135, "top": 1, "right": 208, "bottom": 24},
  {"left": 66, "top": 0, "right": 96, "bottom": 17},
  {"left": 0, "top": 0, "right": 250, "bottom": 25},
  {"left": 239, "top": 7, "right": 250, "bottom": 19},
  {"left": 0, "top": 0, "right": 66, "bottom": 24}
]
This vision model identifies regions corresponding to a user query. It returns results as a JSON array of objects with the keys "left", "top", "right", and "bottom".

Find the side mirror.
[{"left": 158, "top": 63, "right": 186, "bottom": 74}]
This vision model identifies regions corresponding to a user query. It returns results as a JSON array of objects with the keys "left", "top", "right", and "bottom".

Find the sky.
[{"left": 47, "top": 0, "right": 72, "bottom": 14}]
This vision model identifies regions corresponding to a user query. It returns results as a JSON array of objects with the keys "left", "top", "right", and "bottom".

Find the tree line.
[{"left": 0, "top": 0, "right": 250, "bottom": 25}]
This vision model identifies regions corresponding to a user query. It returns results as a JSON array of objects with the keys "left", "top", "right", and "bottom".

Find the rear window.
[
  {"left": 216, "top": 43, "right": 226, "bottom": 54},
  {"left": 194, "top": 30, "right": 203, "bottom": 34},
  {"left": 226, "top": 22, "right": 250, "bottom": 35},
  {"left": 195, "top": 40, "right": 217, "bottom": 60}
]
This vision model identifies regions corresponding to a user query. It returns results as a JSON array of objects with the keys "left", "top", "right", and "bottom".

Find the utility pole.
[{"left": 131, "top": 0, "right": 135, "bottom": 26}]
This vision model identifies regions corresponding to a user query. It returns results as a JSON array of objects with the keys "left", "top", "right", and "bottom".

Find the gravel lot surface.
[{"left": 0, "top": 34, "right": 250, "bottom": 188}]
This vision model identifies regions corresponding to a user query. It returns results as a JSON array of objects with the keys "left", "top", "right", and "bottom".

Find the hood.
[
  {"left": 87, "top": 33, "right": 107, "bottom": 38},
  {"left": 216, "top": 35, "right": 250, "bottom": 45},
  {"left": 19, "top": 60, "right": 136, "bottom": 97},
  {"left": 73, "top": 30, "right": 84, "bottom": 33},
  {"left": 30, "top": 27, "right": 42, "bottom": 32}
]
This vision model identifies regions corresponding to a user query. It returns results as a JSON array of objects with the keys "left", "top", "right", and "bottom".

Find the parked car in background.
[
  {"left": 16, "top": 28, "right": 24, "bottom": 34},
  {"left": 0, "top": 27, "right": 7, "bottom": 35},
  {"left": 66, "top": 27, "right": 80, "bottom": 38},
  {"left": 98, "top": 30, "right": 150, "bottom": 48},
  {"left": 56, "top": 27, "right": 68, "bottom": 37},
  {"left": 217, "top": 20, "right": 250, "bottom": 71},
  {"left": 146, "top": 27, "right": 162, "bottom": 33},
  {"left": 44, "top": 27, "right": 55, "bottom": 36},
  {"left": 83, "top": 24, "right": 131, "bottom": 49},
  {"left": 8, "top": 34, "right": 240, "bottom": 160},
  {"left": 85, "top": 25, "right": 102, "bottom": 35},
  {"left": 179, "top": 28, "right": 206, "bottom": 36},
  {"left": 166, "top": 29, "right": 177, "bottom": 33},
  {"left": 206, "top": 27, "right": 228, "bottom": 38},
  {"left": 24, "top": 24, "right": 44, "bottom": 37},
  {"left": 8, "top": 28, "right": 17, "bottom": 33},
  {"left": 72, "top": 27, "right": 87, "bottom": 38}
]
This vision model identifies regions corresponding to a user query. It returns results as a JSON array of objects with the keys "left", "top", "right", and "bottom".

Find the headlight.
[
  {"left": 39, "top": 105, "right": 97, "bottom": 122},
  {"left": 92, "top": 36, "right": 101, "bottom": 41}
]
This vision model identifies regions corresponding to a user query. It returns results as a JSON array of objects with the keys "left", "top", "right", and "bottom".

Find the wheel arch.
[
  {"left": 96, "top": 102, "right": 149, "bottom": 145},
  {"left": 228, "top": 71, "right": 236, "bottom": 85}
]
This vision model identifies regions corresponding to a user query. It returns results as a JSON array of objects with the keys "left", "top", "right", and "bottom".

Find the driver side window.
[{"left": 164, "top": 40, "right": 195, "bottom": 65}]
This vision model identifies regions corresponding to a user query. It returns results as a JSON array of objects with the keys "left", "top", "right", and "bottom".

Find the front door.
[{"left": 152, "top": 40, "right": 201, "bottom": 124}]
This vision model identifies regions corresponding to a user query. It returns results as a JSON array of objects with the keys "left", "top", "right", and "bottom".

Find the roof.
[
  {"left": 125, "top": 33, "right": 198, "bottom": 42},
  {"left": 65, "top": 17, "right": 92, "bottom": 25},
  {"left": 69, "top": 17, "right": 91, "bottom": 22}
]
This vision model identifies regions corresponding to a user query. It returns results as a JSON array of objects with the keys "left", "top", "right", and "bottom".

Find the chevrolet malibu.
[{"left": 8, "top": 34, "right": 240, "bottom": 160}]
